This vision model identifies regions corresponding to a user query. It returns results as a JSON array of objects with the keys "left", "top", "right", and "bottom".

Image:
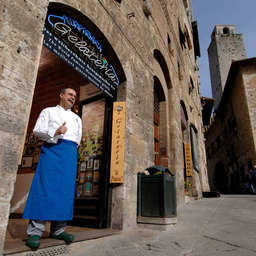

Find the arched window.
[
  {"left": 223, "top": 27, "right": 230, "bottom": 34},
  {"left": 189, "top": 77, "right": 194, "bottom": 94},
  {"left": 184, "top": 25, "right": 192, "bottom": 50},
  {"left": 167, "top": 34, "right": 174, "bottom": 56},
  {"left": 190, "top": 125, "right": 200, "bottom": 172},
  {"left": 183, "top": 0, "right": 188, "bottom": 8},
  {"left": 180, "top": 101, "right": 188, "bottom": 130}
]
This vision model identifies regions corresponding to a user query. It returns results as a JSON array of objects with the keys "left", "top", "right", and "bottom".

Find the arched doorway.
[
  {"left": 214, "top": 162, "right": 229, "bottom": 194},
  {"left": 153, "top": 50, "right": 171, "bottom": 167},
  {"left": 9, "top": 2, "right": 126, "bottom": 234},
  {"left": 153, "top": 77, "right": 166, "bottom": 165}
]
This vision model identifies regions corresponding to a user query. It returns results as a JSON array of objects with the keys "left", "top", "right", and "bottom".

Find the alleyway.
[
  {"left": 5, "top": 195, "right": 256, "bottom": 256},
  {"left": 62, "top": 195, "right": 256, "bottom": 256}
]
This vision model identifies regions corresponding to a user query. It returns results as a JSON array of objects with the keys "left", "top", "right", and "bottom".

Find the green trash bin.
[{"left": 137, "top": 165, "right": 177, "bottom": 218}]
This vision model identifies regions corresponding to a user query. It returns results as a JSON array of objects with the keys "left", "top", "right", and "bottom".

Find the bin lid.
[{"left": 145, "top": 165, "right": 174, "bottom": 176}]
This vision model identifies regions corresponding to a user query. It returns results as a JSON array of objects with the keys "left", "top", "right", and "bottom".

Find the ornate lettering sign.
[
  {"left": 43, "top": 12, "right": 119, "bottom": 99},
  {"left": 185, "top": 143, "right": 193, "bottom": 177},
  {"left": 110, "top": 102, "right": 126, "bottom": 183}
]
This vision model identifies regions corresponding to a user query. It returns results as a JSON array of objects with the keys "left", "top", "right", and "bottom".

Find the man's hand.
[{"left": 54, "top": 122, "right": 67, "bottom": 136}]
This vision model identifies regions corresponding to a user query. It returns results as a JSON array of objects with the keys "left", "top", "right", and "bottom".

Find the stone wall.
[
  {"left": 208, "top": 25, "right": 246, "bottom": 110},
  {"left": 0, "top": 0, "right": 48, "bottom": 251},
  {"left": 205, "top": 61, "right": 256, "bottom": 193},
  {"left": 0, "top": 0, "right": 209, "bottom": 252}
]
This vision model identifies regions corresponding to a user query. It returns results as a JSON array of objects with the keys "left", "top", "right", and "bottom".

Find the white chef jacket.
[{"left": 33, "top": 105, "right": 82, "bottom": 146}]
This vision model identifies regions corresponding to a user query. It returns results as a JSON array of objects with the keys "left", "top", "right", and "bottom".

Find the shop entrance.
[
  {"left": 70, "top": 94, "right": 112, "bottom": 228},
  {"left": 10, "top": 46, "right": 112, "bottom": 230},
  {"left": 7, "top": 3, "right": 126, "bottom": 249}
]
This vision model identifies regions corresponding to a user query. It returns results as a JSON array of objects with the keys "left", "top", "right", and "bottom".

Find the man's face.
[{"left": 60, "top": 88, "right": 77, "bottom": 110}]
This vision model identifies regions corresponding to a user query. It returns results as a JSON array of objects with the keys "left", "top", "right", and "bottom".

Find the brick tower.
[{"left": 208, "top": 25, "right": 246, "bottom": 109}]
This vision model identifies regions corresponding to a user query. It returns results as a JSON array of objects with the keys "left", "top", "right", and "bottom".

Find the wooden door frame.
[{"left": 154, "top": 111, "right": 160, "bottom": 165}]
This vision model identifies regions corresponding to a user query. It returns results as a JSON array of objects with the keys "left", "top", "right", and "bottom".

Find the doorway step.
[{"left": 4, "top": 219, "right": 120, "bottom": 256}]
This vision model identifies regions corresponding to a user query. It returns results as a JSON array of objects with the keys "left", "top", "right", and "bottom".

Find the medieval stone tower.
[{"left": 208, "top": 25, "right": 246, "bottom": 109}]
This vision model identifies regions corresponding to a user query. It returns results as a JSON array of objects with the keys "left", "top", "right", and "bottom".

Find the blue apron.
[{"left": 23, "top": 139, "right": 77, "bottom": 221}]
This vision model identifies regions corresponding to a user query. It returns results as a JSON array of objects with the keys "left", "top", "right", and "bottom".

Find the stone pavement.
[{"left": 64, "top": 195, "right": 256, "bottom": 256}]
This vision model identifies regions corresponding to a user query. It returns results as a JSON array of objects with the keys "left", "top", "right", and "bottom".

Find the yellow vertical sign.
[
  {"left": 185, "top": 144, "right": 193, "bottom": 177},
  {"left": 110, "top": 102, "right": 126, "bottom": 183}
]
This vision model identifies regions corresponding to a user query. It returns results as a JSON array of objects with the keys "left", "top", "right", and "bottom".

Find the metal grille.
[
  {"left": 154, "top": 90, "right": 160, "bottom": 114},
  {"left": 26, "top": 245, "right": 68, "bottom": 256}
]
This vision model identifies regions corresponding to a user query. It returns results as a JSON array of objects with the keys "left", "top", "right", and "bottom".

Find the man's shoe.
[
  {"left": 49, "top": 231, "right": 74, "bottom": 242},
  {"left": 25, "top": 235, "right": 41, "bottom": 247}
]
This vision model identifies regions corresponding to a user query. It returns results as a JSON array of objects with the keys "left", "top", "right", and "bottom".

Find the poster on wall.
[
  {"left": 75, "top": 98, "right": 105, "bottom": 198},
  {"left": 18, "top": 133, "right": 44, "bottom": 173}
]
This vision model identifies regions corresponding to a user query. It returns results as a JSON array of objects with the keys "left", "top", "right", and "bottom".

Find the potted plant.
[{"left": 184, "top": 179, "right": 191, "bottom": 196}]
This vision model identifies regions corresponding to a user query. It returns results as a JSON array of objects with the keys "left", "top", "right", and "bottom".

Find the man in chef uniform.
[{"left": 23, "top": 88, "right": 82, "bottom": 248}]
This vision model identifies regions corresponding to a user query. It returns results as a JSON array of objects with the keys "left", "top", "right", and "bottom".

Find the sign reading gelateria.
[
  {"left": 185, "top": 143, "right": 193, "bottom": 177},
  {"left": 43, "top": 13, "right": 119, "bottom": 99},
  {"left": 110, "top": 102, "right": 126, "bottom": 183}
]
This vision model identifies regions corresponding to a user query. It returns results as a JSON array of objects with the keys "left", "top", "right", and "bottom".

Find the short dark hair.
[{"left": 61, "top": 88, "right": 76, "bottom": 94}]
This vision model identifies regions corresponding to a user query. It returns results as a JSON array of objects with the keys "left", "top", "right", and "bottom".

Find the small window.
[
  {"left": 178, "top": 20, "right": 186, "bottom": 50},
  {"left": 183, "top": 0, "right": 188, "bottom": 8},
  {"left": 189, "top": 77, "right": 194, "bottom": 94},
  {"left": 184, "top": 25, "right": 192, "bottom": 50},
  {"left": 223, "top": 27, "right": 230, "bottom": 34},
  {"left": 190, "top": 126, "right": 200, "bottom": 172}
]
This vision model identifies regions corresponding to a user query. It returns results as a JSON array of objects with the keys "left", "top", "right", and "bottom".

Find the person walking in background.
[
  {"left": 244, "top": 171, "right": 251, "bottom": 194},
  {"left": 250, "top": 167, "right": 256, "bottom": 195},
  {"left": 23, "top": 88, "right": 82, "bottom": 248}
]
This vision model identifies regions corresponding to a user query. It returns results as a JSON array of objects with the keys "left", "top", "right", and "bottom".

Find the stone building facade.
[
  {"left": 0, "top": 0, "right": 209, "bottom": 252},
  {"left": 205, "top": 58, "right": 256, "bottom": 193},
  {"left": 205, "top": 24, "right": 256, "bottom": 194},
  {"left": 208, "top": 25, "right": 246, "bottom": 110}
]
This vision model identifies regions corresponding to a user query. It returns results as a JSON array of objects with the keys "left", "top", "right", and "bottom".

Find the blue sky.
[{"left": 192, "top": 0, "right": 256, "bottom": 98}]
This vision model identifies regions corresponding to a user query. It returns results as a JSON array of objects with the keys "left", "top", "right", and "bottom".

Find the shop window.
[{"left": 190, "top": 125, "right": 200, "bottom": 172}]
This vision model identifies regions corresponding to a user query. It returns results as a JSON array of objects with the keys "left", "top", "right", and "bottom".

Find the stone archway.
[{"left": 214, "top": 162, "right": 229, "bottom": 194}]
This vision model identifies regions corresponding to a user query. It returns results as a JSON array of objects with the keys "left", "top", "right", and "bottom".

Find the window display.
[{"left": 75, "top": 98, "right": 105, "bottom": 198}]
